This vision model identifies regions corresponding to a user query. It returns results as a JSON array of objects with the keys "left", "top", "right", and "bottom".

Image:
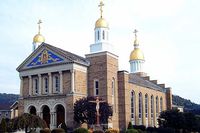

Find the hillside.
[
  {"left": 0, "top": 93, "right": 19, "bottom": 110},
  {"left": 173, "top": 95, "right": 200, "bottom": 115}
]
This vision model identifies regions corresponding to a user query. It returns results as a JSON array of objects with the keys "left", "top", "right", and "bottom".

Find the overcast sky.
[{"left": 0, "top": 0, "right": 199, "bottom": 103}]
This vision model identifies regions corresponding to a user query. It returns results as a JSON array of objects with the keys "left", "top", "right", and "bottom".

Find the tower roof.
[
  {"left": 130, "top": 48, "right": 144, "bottom": 60},
  {"left": 95, "top": 17, "right": 109, "bottom": 28}
]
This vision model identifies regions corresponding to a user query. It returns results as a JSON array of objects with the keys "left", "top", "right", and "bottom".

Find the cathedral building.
[{"left": 16, "top": 0, "right": 172, "bottom": 130}]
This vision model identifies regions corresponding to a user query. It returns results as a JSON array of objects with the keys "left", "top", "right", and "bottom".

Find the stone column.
[
  {"left": 28, "top": 76, "right": 32, "bottom": 96},
  {"left": 70, "top": 69, "right": 75, "bottom": 93},
  {"left": 20, "top": 76, "right": 23, "bottom": 97},
  {"left": 38, "top": 74, "right": 42, "bottom": 95},
  {"left": 59, "top": 71, "right": 63, "bottom": 93},
  {"left": 37, "top": 111, "right": 43, "bottom": 119},
  {"left": 48, "top": 73, "right": 52, "bottom": 94},
  {"left": 50, "top": 112, "right": 56, "bottom": 129}
]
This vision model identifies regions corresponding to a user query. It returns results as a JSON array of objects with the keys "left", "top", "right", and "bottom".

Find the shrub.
[
  {"left": 105, "top": 128, "right": 119, "bottom": 133},
  {"left": 73, "top": 127, "right": 88, "bottom": 133},
  {"left": 40, "top": 128, "right": 51, "bottom": 133},
  {"left": 60, "top": 123, "right": 68, "bottom": 133},
  {"left": 157, "top": 127, "right": 175, "bottom": 133},
  {"left": 136, "top": 129, "right": 145, "bottom": 133},
  {"left": 146, "top": 127, "right": 155, "bottom": 133},
  {"left": 51, "top": 128, "right": 65, "bottom": 133},
  {"left": 93, "top": 130, "right": 104, "bottom": 133},
  {"left": 0, "top": 118, "right": 7, "bottom": 132},
  {"left": 126, "top": 129, "right": 138, "bottom": 133},
  {"left": 127, "top": 122, "right": 133, "bottom": 129},
  {"left": 133, "top": 125, "right": 146, "bottom": 131}
]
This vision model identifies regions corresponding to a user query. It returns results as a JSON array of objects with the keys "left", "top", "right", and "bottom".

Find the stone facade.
[{"left": 17, "top": 43, "right": 172, "bottom": 130}]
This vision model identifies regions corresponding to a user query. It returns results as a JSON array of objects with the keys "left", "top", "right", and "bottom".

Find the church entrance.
[
  {"left": 56, "top": 104, "right": 65, "bottom": 127},
  {"left": 29, "top": 106, "right": 36, "bottom": 115},
  {"left": 42, "top": 105, "right": 50, "bottom": 128}
]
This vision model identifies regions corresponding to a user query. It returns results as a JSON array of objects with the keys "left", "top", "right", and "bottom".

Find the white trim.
[
  {"left": 85, "top": 51, "right": 118, "bottom": 59},
  {"left": 19, "top": 64, "right": 73, "bottom": 77}
]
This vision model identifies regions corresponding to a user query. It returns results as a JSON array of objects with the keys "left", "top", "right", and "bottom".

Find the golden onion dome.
[
  {"left": 130, "top": 48, "right": 144, "bottom": 61},
  {"left": 33, "top": 34, "right": 45, "bottom": 43},
  {"left": 95, "top": 18, "right": 109, "bottom": 28}
]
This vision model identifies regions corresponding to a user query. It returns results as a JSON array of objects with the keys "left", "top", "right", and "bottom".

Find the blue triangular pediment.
[{"left": 27, "top": 49, "right": 64, "bottom": 67}]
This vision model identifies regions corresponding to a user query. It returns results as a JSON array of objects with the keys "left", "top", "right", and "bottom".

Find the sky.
[{"left": 0, "top": 0, "right": 200, "bottom": 103}]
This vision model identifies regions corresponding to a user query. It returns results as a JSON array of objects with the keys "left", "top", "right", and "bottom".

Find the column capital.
[
  {"left": 38, "top": 74, "right": 41, "bottom": 77},
  {"left": 28, "top": 75, "right": 32, "bottom": 78},
  {"left": 70, "top": 69, "right": 75, "bottom": 73},
  {"left": 48, "top": 72, "right": 52, "bottom": 76},
  {"left": 59, "top": 71, "right": 62, "bottom": 74}
]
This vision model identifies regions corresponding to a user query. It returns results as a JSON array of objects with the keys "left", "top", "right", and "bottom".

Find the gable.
[
  {"left": 27, "top": 49, "right": 64, "bottom": 67},
  {"left": 17, "top": 44, "right": 68, "bottom": 71}
]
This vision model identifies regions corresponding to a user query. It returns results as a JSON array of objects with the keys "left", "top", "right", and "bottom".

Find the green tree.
[
  {"left": 12, "top": 113, "right": 47, "bottom": 133},
  {"left": 158, "top": 109, "right": 183, "bottom": 130},
  {"left": 74, "top": 96, "right": 113, "bottom": 125},
  {"left": 127, "top": 122, "right": 133, "bottom": 129},
  {"left": 158, "top": 109, "right": 200, "bottom": 132},
  {"left": 0, "top": 118, "right": 7, "bottom": 132}
]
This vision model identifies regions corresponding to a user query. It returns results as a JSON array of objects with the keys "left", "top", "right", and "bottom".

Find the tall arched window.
[
  {"left": 160, "top": 97, "right": 163, "bottom": 112},
  {"left": 112, "top": 78, "right": 116, "bottom": 112},
  {"left": 43, "top": 77, "right": 48, "bottom": 93},
  {"left": 94, "top": 79, "right": 99, "bottom": 96},
  {"left": 139, "top": 92, "right": 143, "bottom": 125},
  {"left": 97, "top": 31, "right": 100, "bottom": 40},
  {"left": 103, "top": 30, "right": 105, "bottom": 40},
  {"left": 151, "top": 95, "right": 154, "bottom": 126},
  {"left": 54, "top": 75, "right": 60, "bottom": 92},
  {"left": 145, "top": 94, "right": 148, "bottom": 118},
  {"left": 131, "top": 91, "right": 135, "bottom": 124},
  {"left": 34, "top": 78, "right": 38, "bottom": 94},
  {"left": 156, "top": 96, "right": 159, "bottom": 118}
]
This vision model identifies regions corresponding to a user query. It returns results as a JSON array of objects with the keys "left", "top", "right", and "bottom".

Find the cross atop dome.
[
  {"left": 98, "top": 0, "right": 104, "bottom": 18},
  {"left": 37, "top": 19, "right": 42, "bottom": 34},
  {"left": 32, "top": 19, "right": 45, "bottom": 51}
]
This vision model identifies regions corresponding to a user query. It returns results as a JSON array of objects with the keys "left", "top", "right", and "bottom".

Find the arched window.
[
  {"left": 151, "top": 95, "right": 154, "bottom": 126},
  {"left": 112, "top": 78, "right": 114, "bottom": 96},
  {"left": 139, "top": 92, "right": 143, "bottom": 119},
  {"left": 43, "top": 77, "right": 48, "bottom": 93},
  {"left": 131, "top": 91, "right": 135, "bottom": 124},
  {"left": 156, "top": 96, "right": 159, "bottom": 117},
  {"left": 94, "top": 79, "right": 99, "bottom": 96},
  {"left": 139, "top": 92, "right": 143, "bottom": 125},
  {"left": 145, "top": 94, "right": 148, "bottom": 118},
  {"left": 103, "top": 30, "right": 105, "bottom": 40},
  {"left": 160, "top": 97, "right": 163, "bottom": 112},
  {"left": 97, "top": 31, "right": 100, "bottom": 40},
  {"left": 54, "top": 75, "right": 60, "bottom": 92},
  {"left": 34, "top": 78, "right": 38, "bottom": 94},
  {"left": 112, "top": 78, "right": 116, "bottom": 112}
]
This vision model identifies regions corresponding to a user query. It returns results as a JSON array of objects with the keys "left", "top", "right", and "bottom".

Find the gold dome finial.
[
  {"left": 33, "top": 19, "right": 45, "bottom": 43},
  {"left": 95, "top": 0, "right": 109, "bottom": 28},
  {"left": 130, "top": 29, "right": 144, "bottom": 60}
]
